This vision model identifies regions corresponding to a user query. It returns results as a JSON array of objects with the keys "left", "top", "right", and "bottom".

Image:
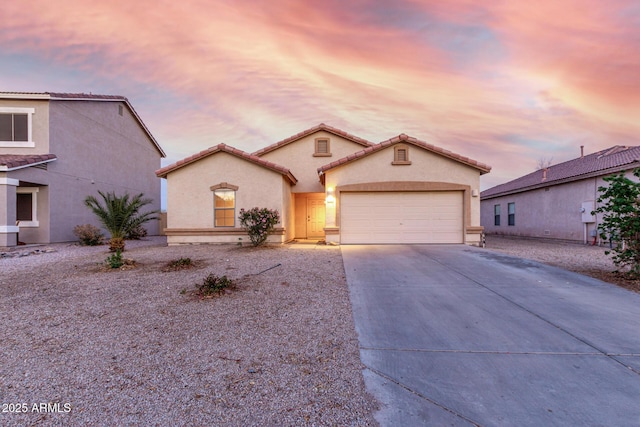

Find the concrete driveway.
[{"left": 342, "top": 245, "right": 640, "bottom": 426}]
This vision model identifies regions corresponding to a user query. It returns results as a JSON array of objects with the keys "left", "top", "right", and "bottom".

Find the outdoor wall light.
[{"left": 326, "top": 187, "right": 335, "bottom": 204}]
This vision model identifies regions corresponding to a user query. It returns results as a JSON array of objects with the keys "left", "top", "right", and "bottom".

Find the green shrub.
[
  {"left": 73, "top": 224, "right": 104, "bottom": 246},
  {"left": 195, "top": 274, "right": 234, "bottom": 298},
  {"left": 238, "top": 207, "right": 280, "bottom": 246},
  {"left": 106, "top": 250, "right": 124, "bottom": 269},
  {"left": 592, "top": 168, "right": 640, "bottom": 278}
]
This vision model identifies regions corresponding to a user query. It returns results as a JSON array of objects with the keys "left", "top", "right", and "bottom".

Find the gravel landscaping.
[
  {"left": 2, "top": 234, "right": 637, "bottom": 426},
  {"left": 0, "top": 238, "right": 378, "bottom": 426}
]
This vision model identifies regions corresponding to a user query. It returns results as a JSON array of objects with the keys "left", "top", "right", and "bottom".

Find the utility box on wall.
[{"left": 581, "top": 201, "right": 595, "bottom": 223}]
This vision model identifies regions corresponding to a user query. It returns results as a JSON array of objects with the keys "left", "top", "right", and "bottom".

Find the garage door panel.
[{"left": 341, "top": 192, "right": 463, "bottom": 244}]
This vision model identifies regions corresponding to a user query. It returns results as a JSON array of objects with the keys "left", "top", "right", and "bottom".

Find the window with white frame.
[
  {"left": 494, "top": 204, "right": 501, "bottom": 226},
  {"left": 16, "top": 187, "right": 39, "bottom": 227},
  {"left": 0, "top": 107, "right": 35, "bottom": 147}
]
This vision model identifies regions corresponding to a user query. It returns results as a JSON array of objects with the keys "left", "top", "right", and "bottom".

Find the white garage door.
[{"left": 340, "top": 191, "right": 463, "bottom": 244}]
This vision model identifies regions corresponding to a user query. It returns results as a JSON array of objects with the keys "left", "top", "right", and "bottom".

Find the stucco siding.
[
  {"left": 166, "top": 152, "right": 286, "bottom": 230},
  {"left": 46, "top": 100, "right": 162, "bottom": 242},
  {"left": 282, "top": 177, "right": 294, "bottom": 242},
  {"left": 259, "top": 131, "right": 369, "bottom": 193},
  {"left": 0, "top": 99, "right": 50, "bottom": 154},
  {"left": 325, "top": 145, "right": 482, "bottom": 227},
  {"left": 482, "top": 170, "right": 640, "bottom": 243}
]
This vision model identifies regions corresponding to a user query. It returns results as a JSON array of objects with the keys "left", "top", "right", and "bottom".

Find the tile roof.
[
  {"left": 0, "top": 92, "right": 126, "bottom": 101},
  {"left": 317, "top": 133, "right": 491, "bottom": 183},
  {"left": 0, "top": 92, "right": 165, "bottom": 157},
  {"left": 252, "top": 123, "right": 372, "bottom": 156},
  {"left": 155, "top": 143, "right": 298, "bottom": 184},
  {"left": 481, "top": 145, "right": 640, "bottom": 199},
  {"left": 0, "top": 154, "right": 57, "bottom": 171}
]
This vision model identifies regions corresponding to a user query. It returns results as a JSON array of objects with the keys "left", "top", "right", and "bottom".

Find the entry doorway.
[{"left": 294, "top": 193, "right": 325, "bottom": 239}]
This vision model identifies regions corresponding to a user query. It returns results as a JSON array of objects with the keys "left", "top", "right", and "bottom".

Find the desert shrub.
[
  {"left": 164, "top": 257, "right": 193, "bottom": 271},
  {"left": 106, "top": 250, "right": 124, "bottom": 269},
  {"left": 73, "top": 224, "right": 104, "bottom": 246},
  {"left": 195, "top": 273, "right": 234, "bottom": 298},
  {"left": 238, "top": 207, "right": 280, "bottom": 246},
  {"left": 126, "top": 225, "right": 148, "bottom": 240}
]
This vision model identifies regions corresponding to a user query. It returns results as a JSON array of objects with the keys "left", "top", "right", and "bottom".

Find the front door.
[{"left": 307, "top": 198, "right": 325, "bottom": 238}]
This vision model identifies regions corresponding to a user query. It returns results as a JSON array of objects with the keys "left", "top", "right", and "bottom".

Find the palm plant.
[{"left": 84, "top": 191, "right": 158, "bottom": 252}]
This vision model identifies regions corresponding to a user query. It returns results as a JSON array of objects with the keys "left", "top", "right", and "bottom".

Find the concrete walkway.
[{"left": 342, "top": 245, "right": 640, "bottom": 426}]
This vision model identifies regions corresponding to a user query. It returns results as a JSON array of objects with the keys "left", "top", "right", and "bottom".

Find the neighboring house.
[
  {"left": 156, "top": 123, "right": 491, "bottom": 245},
  {"left": 0, "top": 92, "right": 165, "bottom": 248},
  {"left": 481, "top": 145, "right": 640, "bottom": 243}
]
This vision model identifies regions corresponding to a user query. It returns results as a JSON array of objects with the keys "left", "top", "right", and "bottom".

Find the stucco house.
[
  {"left": 480, "top": 145, "right": 640, "bottom": 243},
  {"left": 0, "top": 92, "right": 165, "bottom": 248},
  {"left": 157, "top": 123, "right": 491, "bottom": 245}
]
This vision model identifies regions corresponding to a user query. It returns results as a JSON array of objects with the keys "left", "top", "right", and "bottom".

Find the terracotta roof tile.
[
  {"left": 481, "top": 145, "right": 640, "bottom": 199},
  {"left": 317, "top": 134, "right": 491, "bottom": 182},
  {"left": 253, "top": 123, "right": 372, "bottom": 156},
  {"left": 0, "top": 154, "right": 57, "bottom": 171},
  {"left": 156, "top": 143, "right": 297, "bottom": 184}
]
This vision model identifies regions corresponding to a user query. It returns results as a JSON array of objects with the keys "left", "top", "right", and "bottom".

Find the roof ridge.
[
  {"left": 252, "top": 123, "right": 372, "bottom": 156},
  {"left": 482, "top": 144, "right": 640, "bottom": 198},
  {"left": 156, "top": 143, "right": 297, "bottom": 184},
  {"left": 318, "top": 133, "right": 491, "bottom": 182}
]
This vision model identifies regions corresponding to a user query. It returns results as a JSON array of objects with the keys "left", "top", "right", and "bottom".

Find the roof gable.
[
  {"left": 0, "top": 92, "right": 165, "bottom": 157},
  {"left": 481, "top": 145, "right": 640, "bottom": 199},
  {"left": 155, "top": 143, "right": 297, "bottom": 184},
  {"left": 317, "top": 133, "right": 491, "bottom": 183},
  {"left": 252, "top": 123, "right": 372, "bottom": 156}
]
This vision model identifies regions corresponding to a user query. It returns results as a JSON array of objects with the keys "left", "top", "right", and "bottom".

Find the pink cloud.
[{"left": 0, "top": 0, "right": 638, "bottom": 190}]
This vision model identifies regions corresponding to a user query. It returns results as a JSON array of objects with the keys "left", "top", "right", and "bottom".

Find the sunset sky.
[{"left": 1, "top": 1, "right": 638, "bottom": 191}]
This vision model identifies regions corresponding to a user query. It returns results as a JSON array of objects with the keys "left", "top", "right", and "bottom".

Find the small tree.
[
  {"left": 238, "top": 207, "right": 280, "bottom": 246},
  {"left": 84, "top": 191, "right": 158, "bottom": 252},
  {"left": 592, "top": 169, "right": 640, "bottom": 277}
]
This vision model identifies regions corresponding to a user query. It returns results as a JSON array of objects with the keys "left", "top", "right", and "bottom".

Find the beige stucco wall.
[
  {"left": 281, "top": 177, "right": 294, "bottom": 242},
  {"left": 324, "top": 144, "right": 483, "bottom": 227},
  {"left": 259, "top": 131, "right": 369, "bottom": 193},
  {"left": 165, "top": 152, "right": 290, "bottom": 240},
  {"left": 481, "top": 171, "right": 638, "bottom": 243},
  {"left": 0, "top": 99, "right": 50, "bottom": 154}
]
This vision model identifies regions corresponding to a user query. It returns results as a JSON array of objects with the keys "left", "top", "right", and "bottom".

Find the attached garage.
[{"left": 340, "top": 191, "right": 464, "bottom": 244}]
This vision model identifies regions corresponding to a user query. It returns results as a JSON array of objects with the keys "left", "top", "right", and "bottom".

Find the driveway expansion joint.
[
  {"left": 424, "top": 251, "right": 640, "bottom": 375},
  {"left": 366, "top": 365, "right": 482, "bottom": 427}
]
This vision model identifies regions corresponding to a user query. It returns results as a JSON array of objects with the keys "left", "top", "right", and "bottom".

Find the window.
[
  {"left": 314, "top": 138, "right": 331, "bottom": 157},
  {"left": 392, "top": 145, "right": 411, "bottom": 165},
  {"left": 0, "top": 107, "right": 34, "bottom": 147},
  {"left": 16, "top": 187, "right": 39, "bottom": 227},
  {"left": 508, "top": 202, "right": 515, "bottom": 226},
  {"left": 214, "top": 189, "right": 235, "bottom": 227},
  {"left": 494, "top": 204, "right": 501, "bottom": 226}
]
